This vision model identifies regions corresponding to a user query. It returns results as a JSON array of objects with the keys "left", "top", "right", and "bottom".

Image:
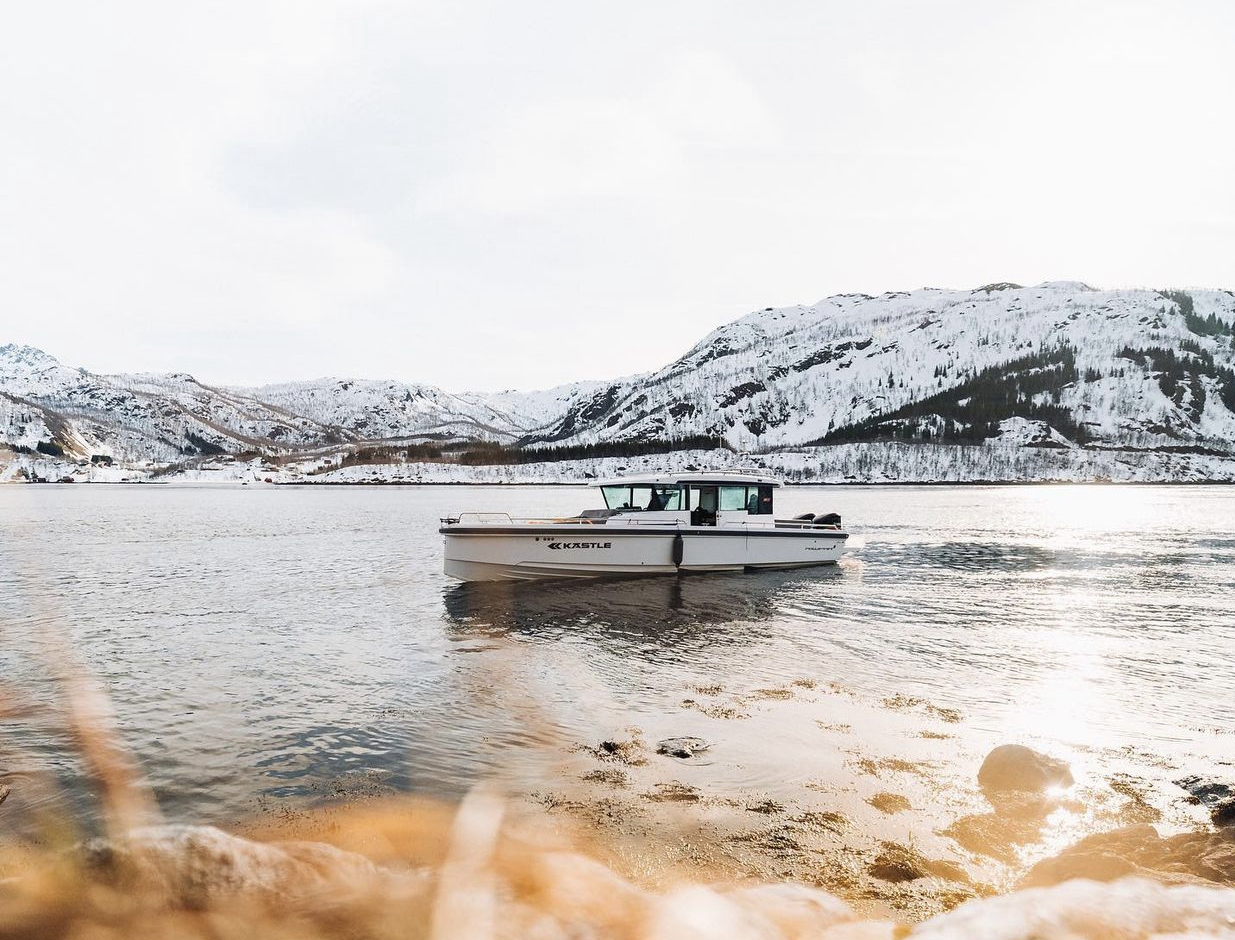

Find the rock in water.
[
  {"left": 0, "top": 784, "right": 9, "bottom": 805},
  {"left": 656, "top": 737, "right": 710, "bottom": 759},
  {"left": 978, "top": 744, "right": 1074, "bottom": 793},
  {"left": 866, "top": 841, "right": 971, "bottom": 884},
  {"left": 1176, "top": 775, "right": 1235, "bottom": 805},
  {"left": 1214, "top": 800, "right": 1235, "bottom": 828}
]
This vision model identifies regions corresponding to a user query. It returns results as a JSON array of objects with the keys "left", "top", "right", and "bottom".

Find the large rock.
[
  {"left": 866, "top": 841, "right": 971, "bottom": 884},
  {"left": 1214, "top": 800, "right": 1235, "bottom": 828},
  {"left": 978, "top": 745, "right": 1073, "bottom": 793},
  {"left": 656, "top": 737, "right": 710, "bottom": 759},
  {"left": 1176, "top": 775, "right": 1235, "bottom": 804},
  {"left": 79, "top": 825, "right": 409, "bottom": 909},
  {"left": 1021, "top": 824, "right": 1235, "bottom": 889}
]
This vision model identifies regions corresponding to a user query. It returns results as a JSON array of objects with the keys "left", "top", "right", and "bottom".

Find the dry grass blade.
[
  {"left": 51, "top": 661, "right": 159, "bottom": 839},
  {"left": 428, "top": 790, "right": 505, "bottom": 940}
]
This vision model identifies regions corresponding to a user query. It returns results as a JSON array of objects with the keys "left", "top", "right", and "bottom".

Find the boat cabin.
[{"left": 594, "top": 472, "right": 779, "bottom": 527}]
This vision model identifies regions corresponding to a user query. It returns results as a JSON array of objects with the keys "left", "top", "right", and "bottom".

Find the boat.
[{"left": 439, "top": 471, "right": 848, "bottom": 582}]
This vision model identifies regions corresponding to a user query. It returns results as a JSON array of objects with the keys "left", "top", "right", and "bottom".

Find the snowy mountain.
[
  {"left": 4, "top": 281, "right": 1235, "bottom": 482},
  {"left": 0, "top": 344, "right": 344, "bottom": 464},
  {"left": 238, "top": 378, "right": 521, "bottom": 444},
  {"left": 522, "top": 282, "right": 1235, "bottom": 456},
  {"left": 237, "top": 377, "right": 608, "bottom": 445},
  {"left": 0, "top": 345, "right": 579, "bottom": 466}
]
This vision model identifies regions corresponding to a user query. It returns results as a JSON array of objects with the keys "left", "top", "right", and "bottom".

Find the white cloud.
[
  {"left": 1, "top": 0, "right": 1233, "bottom": 390},
  {"left": 423, "top": 96, "right": 681, "bottom": 214},
  {"left": 655, "top": 50, "right": 783, "bottom": 147},
  {"left": 422, "top": 50, "right": 779, "bottom": 215}
]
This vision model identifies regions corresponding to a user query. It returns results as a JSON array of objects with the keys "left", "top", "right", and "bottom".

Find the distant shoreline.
[{"left": 5, "top": 479, "right": 1234, "bottom": 488}]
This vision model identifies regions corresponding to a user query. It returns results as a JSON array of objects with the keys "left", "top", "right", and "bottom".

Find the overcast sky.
[{"left": 2, "top": 1, "right": 1233, "bottom": 391}]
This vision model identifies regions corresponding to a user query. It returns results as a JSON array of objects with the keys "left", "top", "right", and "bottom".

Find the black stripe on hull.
[{"left": 440, "top": 526, "right": 848, "bottom": 541}]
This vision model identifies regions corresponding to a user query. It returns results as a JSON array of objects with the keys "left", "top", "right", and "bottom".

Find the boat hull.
[{"left": 441, "top": 525, "right": 848, "bottom": 582}]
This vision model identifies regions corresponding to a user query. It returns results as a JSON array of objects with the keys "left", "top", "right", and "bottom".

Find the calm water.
[{"left": 1, "top": 483, "right": 1233, "bottom": 826}]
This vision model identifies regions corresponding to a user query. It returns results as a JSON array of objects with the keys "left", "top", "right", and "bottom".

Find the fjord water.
[{"left": 1, "top": 484, "right": 1232, "bottom": 827}]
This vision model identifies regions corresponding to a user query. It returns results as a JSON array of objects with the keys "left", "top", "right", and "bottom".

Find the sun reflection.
[
  {"left": 1011, "top": 671, "right": 1102, "bottom": 747},
  {"left": 1027, "top": 484, "right": 1161, "bottom": 552},
  {"left": 997, "top": 487, "right": 1129, "bottom": 748},
  {"left": 1029, "top": 799, "right": 1091, "bottom": 867},
  {"left": 1004, "top": 589, "right": 1110, "bottom": 748}
]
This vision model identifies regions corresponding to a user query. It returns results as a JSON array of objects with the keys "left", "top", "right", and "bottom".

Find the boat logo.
[{"left": 547, "top": 541, "right": 612, "bottom": 550}]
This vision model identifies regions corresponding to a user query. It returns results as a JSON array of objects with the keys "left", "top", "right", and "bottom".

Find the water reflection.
[{"left": 441, "top": 567, "right": 846, "bottom": 648}]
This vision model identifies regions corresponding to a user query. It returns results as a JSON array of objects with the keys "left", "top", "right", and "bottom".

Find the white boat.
[{"left": 440, "top": 471, "right": 849, "bottom": 582}]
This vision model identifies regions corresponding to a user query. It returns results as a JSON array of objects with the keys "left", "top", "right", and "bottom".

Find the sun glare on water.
[
  {"left": 1032, "top": 484, "right": 1160, "bottom": 543},
  {"left": 983, "top": 485, "right": 1178, "bottom": 751}
]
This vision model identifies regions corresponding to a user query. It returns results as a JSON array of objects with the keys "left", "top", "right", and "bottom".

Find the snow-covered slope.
[
  {"left": 524, "top": 282, "right": 1235, "bottom": 455},
  {"left": 0, "top": 339, "right": 605, "bottom": 466},
  {"left": 467, "top": 379, "right": 613, "bottom": 434},
  {"left": 0, "top": 345, "right": 567, "bottom": 464},
  {"left": 239, "top": 378, "right": 532, "bottom": 443},
  {"left": 5, "top": 281, "right": 1235, "bottom": 482},
  {"left": 0, "top": 343, "right": 351, "bottom": 463}
]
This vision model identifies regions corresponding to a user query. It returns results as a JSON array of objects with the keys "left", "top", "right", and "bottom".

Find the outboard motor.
[{"left": 813, "top": 512, "right": 842, "bottom": 527}]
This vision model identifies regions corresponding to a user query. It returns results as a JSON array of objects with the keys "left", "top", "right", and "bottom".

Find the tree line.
[
  {"left": 1119, "top": 344, "right": 1235, "bottom": 419},
  {"left": 452, "top": 435, "right": 732, "bottom": 465},
  {"left": 1160, "top": 290, "right": 1235, "bottom": 340},
  {"left": 815, "top": 343, "right": 1090, "bottom": 445}
]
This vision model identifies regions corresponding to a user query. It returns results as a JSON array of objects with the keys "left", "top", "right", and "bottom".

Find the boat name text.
[{"left": 547, "top": 541, "right": 613, "bottom": 550}]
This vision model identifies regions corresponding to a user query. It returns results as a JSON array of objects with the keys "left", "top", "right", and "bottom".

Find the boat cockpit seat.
[
  {"left": 792, "top": 513, "right": 815, "bottom": 521},
  {"left": 691, "top": 507, "right": 717, "bottom": 527},
  {"left": 813, "top": 512, "right": 842, "bottom": 527}
]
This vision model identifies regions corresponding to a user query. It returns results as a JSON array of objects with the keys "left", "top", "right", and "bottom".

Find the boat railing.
[
  {"left": 768, "top": 518, "right": 843, "bottom": 531},
  {"left": 599, "top": 517, "right": 689, "bottom": 528},
  {"left": 707, "top": 517, "right": 840, "bottom": 531},
  {"left": 441, "top": 512, "right": 617, "bottom": 526},
  {"left": 441, "top": 512, "right": 513, "bottom": 525}
]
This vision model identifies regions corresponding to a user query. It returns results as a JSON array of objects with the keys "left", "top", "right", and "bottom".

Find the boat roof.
[{"left": 592, "top": 470, "right": 782, "bottom": 488}]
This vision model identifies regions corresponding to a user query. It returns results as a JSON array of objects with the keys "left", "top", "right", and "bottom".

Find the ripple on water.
[{"left": 1, "top": 484, "right": 1233, "bottom": 827}]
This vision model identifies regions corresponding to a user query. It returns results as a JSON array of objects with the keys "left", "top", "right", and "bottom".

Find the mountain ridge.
[
  {"left": 518, "top": 282, "right": 1235, "bottom": 455},
  {"left": 4, "top": 280, "right": 1235, "bottom": 482}
]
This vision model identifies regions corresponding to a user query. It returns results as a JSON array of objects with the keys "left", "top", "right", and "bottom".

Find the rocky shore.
[
  {"left": 1, "top": 676, "right": 1232, "bottom": 938},
  {"left": 536, "top": 712, "right": 1235, "bottom": 921},
  {"left": 1, "top": 787, "right": 1232, "bottom": 940}
]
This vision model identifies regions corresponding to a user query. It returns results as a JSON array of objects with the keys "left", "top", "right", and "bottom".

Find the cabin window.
[
  {"left": 755, "top": 485, "right": 773, "bottom": 514},
  {"left": 651, "top": 485, "right": 682, "bottom": 511},
  {"left": 690, "top": 486, "right": 718, "bottom": 511},
  {"left": 602, "top": 484, "right": 682, "bottom": 511},
  {"left": 712, "top": 483, "right": 775, "bottom": 514}
]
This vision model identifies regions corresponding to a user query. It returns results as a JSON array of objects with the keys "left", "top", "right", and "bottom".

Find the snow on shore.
[{"left": 7, "top": 442, "right": 1235, "bottom": 486}]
